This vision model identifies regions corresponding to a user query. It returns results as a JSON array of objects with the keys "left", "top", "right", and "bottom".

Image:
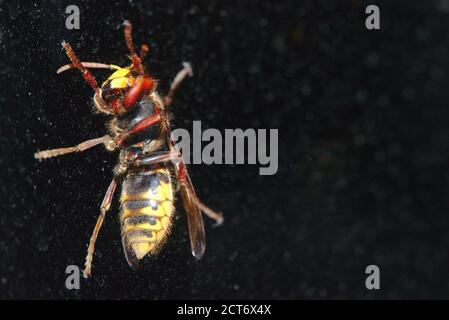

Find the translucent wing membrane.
[{"left": 180, "top": 182, "right": 206, "bottom": 259}]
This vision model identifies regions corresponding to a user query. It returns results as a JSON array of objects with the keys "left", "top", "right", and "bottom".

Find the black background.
[{"left": 1, "top": 0, "right": 449, "bottom": 299}]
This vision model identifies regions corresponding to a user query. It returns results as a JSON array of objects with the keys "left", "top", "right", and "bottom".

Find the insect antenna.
[
  {"left": 140, "top": 44, "right": 150, "bottom": 62},
  {"left": 123, "top": 20, "right": 145, "bottom": 75},
  {"left": 57, "top": 62, "right": 121, "bottom": 74},
  {"left": 61, "top": 41, "right": 100, "bottom": 94}
]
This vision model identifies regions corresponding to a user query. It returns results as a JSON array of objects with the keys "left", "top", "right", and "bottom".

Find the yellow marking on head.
[
  {"left": 107, "top": 68, "right": 130, "bottom": 80},
  {"left": 109, "top": 77, "right": 129, "bottom": 89},
  {"left": 101, "top": 67, "right": 135, "bottom": 90}
]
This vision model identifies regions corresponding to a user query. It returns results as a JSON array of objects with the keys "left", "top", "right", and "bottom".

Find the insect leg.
[
  {"left": 115, "top": 113, "right": 162, "bottom": 146},
  {"left": 190, "top": 194, "right": 224, "bottom": 226},
  {"left": 83, "top": 178, "right": 117, "bottom": 278},
  {"left": 163, "top": 62, "right": 194, "bottom": 107},
  {"left": 34, "top": 135, "right": 113, "bottom": 160},
  {"left": 129, "top": 151, "right": 182, "bottom": 168}
]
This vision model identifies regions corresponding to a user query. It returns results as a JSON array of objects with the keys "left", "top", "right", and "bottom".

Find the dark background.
[{"left": 1, "top": 0, "right": 449, "bottom": 299}]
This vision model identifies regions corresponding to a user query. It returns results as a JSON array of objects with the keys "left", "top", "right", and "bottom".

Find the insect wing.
[{"left": 180, "top": 178, "right": 206, "bottom": 260}]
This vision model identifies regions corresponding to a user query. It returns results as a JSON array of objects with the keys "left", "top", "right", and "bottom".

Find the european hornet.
[{"left": 35, "top": 21, "right": 223, "bottom": 278}]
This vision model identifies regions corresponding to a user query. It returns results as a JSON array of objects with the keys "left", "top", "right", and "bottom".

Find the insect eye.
[{"left": 102, "top": 88, "right": 124, "bottom": 103}]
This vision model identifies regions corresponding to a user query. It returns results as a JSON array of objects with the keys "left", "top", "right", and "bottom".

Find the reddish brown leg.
[
  {"left": 115, "top": 113, "right": 162, "bottom": 146},
  {"left": 83, "top": 178, "right": 117, "bottom": 278},
  {"left": 130, "top": 151, "right": 182, "bottom": 167},
  {"left": 34, "top": 135, "right": 113, "bottom": 160},
  {"left": 163, "top": 62, "right": 194, "bottom": 107},
  {"left": 62, "top": 41, "right": 100, "bottom": 93}
]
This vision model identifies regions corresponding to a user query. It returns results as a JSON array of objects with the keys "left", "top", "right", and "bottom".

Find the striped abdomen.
[{"left": 119, "top": 168, "right": 174, "bottom": 267}]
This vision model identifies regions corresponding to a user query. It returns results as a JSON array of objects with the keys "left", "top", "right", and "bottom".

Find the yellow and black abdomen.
[{"left": 119, "top": 168, "right": 174, "bottom": 268}]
